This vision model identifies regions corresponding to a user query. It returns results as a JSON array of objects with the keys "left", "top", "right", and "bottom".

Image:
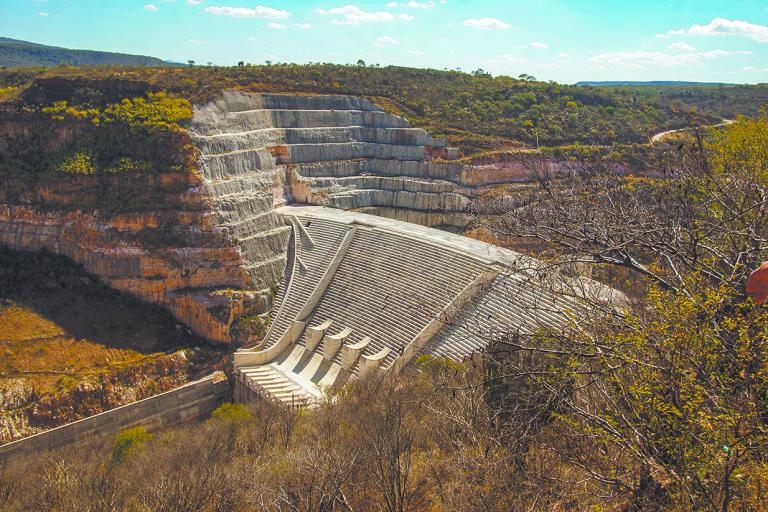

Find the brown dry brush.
[
  {"left": 470, "top": 135, "right": 768, "bottom": 299},
  {"left": 460, "top": 125, "right": 768, "bottom": 511},
  {"left": 2, "top": 367, "right": 573, "bottom": 512}
]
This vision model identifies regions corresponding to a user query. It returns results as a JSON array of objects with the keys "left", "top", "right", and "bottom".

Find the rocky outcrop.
[{"left": 190, "top": 91, "right": 476, "bottom": 230}]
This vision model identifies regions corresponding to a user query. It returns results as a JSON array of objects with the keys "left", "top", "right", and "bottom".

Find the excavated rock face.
[
  {"left": 0, "top": 169, "right": 269, "bottom": 344},
  {"left": 0, "top": 91, "right": 519, "bottom": 344},
  {"left": 189, "top": 91, "right": 477, "bottom": 231}
]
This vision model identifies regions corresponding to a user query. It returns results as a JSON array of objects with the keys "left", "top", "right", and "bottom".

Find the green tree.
[
  {"left": 112, "top": 426, "right": 152, "bottom": 463},
  {"left": 210, "top": 403, "right": 253, "bottom": 423}
]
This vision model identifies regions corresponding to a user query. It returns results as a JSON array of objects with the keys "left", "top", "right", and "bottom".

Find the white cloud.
[
  {"left": 742, "top": 65, "right": 768, "bottom": 71},
  {"left": 292, "top": 23, "right": 312, "bottom": 29},
  {"left": 408, "top": 49, "right": 425, "bottom": 55},
  {"left": 144, "top": 3, "right": 159, "bottom": 11},
  {"left": 188, "top": 0, "right": 204, "bottom": 4},
  {"left": 189, "top": 38, "right": 207, "bottom": 44},
  {"left": 37, "top": 11, "right": 48, "bottom": 16},
  {"left": 387, "top": 1, "right": 435, "bottom": 8},
  {"left": 374, "top": 35, "right": 400, "bottom": 47},
  {"left": 268, "top": 22, "right": 286, "bottom": 29},
  {"left": 498, "top": 53, "right": 526, "bottom": 62},
  {"left": 462, "top": 18, "right": 511, "bottom": 30},
  {"left": 668, "top": 41, "right": 695, "bottom": 51},
  {"left": 589, "top": 49, "right": 739, "bottom": 68},
  {"left": 204, "top": 5, "right": 289, "bottom": 19},
  {"left": 530, "top": 41, "right": 549, "bottom": 48},
  {"left": 668, "top": 17, "right": 768, "bottom": 43},
  {"left": 476, "top": 53, "right": 528, "bottom": 75},
  {"left": 317, "top": 5, "right": 413, "bottom": 25}
]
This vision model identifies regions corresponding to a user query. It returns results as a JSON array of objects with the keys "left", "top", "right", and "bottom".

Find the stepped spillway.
[{"left": 233, "top": 206, "right": 621, "bottom": 407}]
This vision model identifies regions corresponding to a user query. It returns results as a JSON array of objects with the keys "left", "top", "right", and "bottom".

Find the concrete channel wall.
[{"left": 0, "top": 372, "right": 231, "bottom": 460}]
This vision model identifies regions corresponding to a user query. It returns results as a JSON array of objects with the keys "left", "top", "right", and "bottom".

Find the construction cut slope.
[{"left": 0, "top": 92, "right": 469, "bottom": 344}]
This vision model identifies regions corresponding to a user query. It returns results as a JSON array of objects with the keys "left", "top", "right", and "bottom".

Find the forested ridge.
[
  {"left": 1, "top": 64, "right": 766, "bottom": 152},
  {"left": 0, "top": 38, "right": 173, "bottom": 68}
]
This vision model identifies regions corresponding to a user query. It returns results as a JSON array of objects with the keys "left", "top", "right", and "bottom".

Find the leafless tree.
[
  {"left": 471, "top": 140, "right": 768, "bottom": 298},
  {"left": 358, "top": 379, "right": 425, "bottom": 512}
]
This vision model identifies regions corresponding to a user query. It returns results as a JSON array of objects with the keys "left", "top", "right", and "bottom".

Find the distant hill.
[
  {"left": 0, "top": 37, "right": 172, "bottom": 67},
  {"left": 576, "top": 80, "right": 737, "bottom": 87}
]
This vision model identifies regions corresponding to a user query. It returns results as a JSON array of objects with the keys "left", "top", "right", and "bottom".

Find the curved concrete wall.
[{"left": 232, "top": 206, "right": 621, "bottom": 408}]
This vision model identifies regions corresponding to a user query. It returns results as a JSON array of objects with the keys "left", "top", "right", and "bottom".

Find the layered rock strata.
[
  {"left": 1, "top": 92, "right": 606, "bottom": 345},
  {"left": 190, "top": 91, "right": 473, "bottom": 231},
  {"left": 0, "top": 170, "right": 268, "bottom": 343}
]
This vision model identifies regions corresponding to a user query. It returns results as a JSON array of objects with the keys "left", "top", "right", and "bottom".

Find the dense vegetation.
[
  {"left": 0, "top": 368, "right": 638, "bottom": 512},
  {"left": 0, "top": 38, "right": 172, "bottom": 68},
  {"left": 614, "top": 83, "right": 768, "bottom": 127},
  {"left": 0, "top": 91, "right": 194, "bottom": 180},
  {"left": 1, "top": 64, "right": 765, "bottom": 153},
  {"left": 465, "top": 115, "right": 768, "bottom": 510}
]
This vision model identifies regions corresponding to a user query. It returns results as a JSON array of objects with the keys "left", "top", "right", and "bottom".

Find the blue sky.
[{"left": 2, "top": 0, "right": 768, "bottom": 83}]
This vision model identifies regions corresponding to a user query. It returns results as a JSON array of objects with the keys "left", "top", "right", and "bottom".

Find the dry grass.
[
  {"left": 0, "top": 302, "right": 168, "bottom": 395},
  {"left": 0, "top": 248, "right": 201, "bottom": 399}
]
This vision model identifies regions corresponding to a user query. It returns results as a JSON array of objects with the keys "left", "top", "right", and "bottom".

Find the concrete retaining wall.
[{"left": 0, "top": 372, "right": 231, "bottom": 460}]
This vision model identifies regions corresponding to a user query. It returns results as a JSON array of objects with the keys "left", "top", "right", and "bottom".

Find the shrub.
[
  {"left": 209, "top": 403, "right": 253, "bottom": 423},
  {"left": 111, "top": 426, "right": 152, "bottom": 463},
  {"left": 102, "top": 92, "right": 192, "bottom": 131},
  {"left": 0, "top": 86, "right": 19, "bottom": 101},
  {"left": 232, "top": 314, "right": 269, "bottom": 341},
  {"left": 56, "top": 151, "right": 96, "bottom": 174},
  {"left": 15, "top": 92, "right": 196, "bottom": 179}
]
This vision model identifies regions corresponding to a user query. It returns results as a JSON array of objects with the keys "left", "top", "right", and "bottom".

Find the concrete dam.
[
  {"left": 0, "top": 90, "right": 617, "bottom": 409},
  {"left": 232, "top": 205, "right": 608, "bottom": 406}
]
